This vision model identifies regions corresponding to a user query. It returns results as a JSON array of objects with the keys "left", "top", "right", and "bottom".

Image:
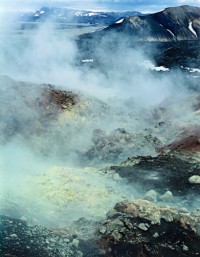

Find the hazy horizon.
[{"left": 1, "top": 0, "right": 200, "bottom": 14}]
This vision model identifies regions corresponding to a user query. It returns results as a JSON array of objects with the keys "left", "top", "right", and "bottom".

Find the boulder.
[{"left": 98, "top": 200, "right": 200, "bottom": 257}]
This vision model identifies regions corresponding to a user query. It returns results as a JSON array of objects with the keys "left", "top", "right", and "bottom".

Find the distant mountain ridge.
[
  {"left": 100, "top": 5, "right": 200, "bottom": 41},
  {"left": 19, "top": 7, "right": 142, "bottom": 25},
  {"left": 76, "top": 5, "right": 200, "bottom": 71}
]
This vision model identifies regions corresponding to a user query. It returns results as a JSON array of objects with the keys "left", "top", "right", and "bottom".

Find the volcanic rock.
[
  {"left": 0, "top": 76, "right": 79, "bottom": 140},
  {"left": 0, "top": 215, "right": 80, "bottom": 257},
  {"left": 98, "top": 200, "right": 200, "bottom": 257},
  {"left": 82, "top": 128, "right": 161, "bottom": 165},
  {"left": 0, "top": 215, "right": 109, "bottom": 257},
  {"left": 110, "top": 152, "right": 200, "bottom": 202},
  {"left": 0, "top": 76, "right": 110, "bottom": 158},
  {"left": 2, "top": 201, "right": 200, "bottom": 257}
]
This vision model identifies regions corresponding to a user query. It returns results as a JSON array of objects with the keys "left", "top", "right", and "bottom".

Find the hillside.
[{"left": 92, "top": 5, "right": 200, "bottom": 42}]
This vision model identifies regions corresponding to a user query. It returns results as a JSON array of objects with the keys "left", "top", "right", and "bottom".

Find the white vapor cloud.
[{"left": 1, "top": 0, "right": 200, "bottom": 228}]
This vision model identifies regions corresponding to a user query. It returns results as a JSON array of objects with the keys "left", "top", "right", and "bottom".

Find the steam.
[{"left": 0, "top": 8, "right": 200, "bottom": 226}]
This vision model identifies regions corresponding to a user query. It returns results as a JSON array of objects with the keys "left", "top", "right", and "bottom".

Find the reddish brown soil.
[{"left": 160, "top": 127, "right": 200, "bottom": 152}]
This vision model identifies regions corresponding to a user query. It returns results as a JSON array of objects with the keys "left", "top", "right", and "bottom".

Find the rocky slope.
[
  {"left": 0, "top": 215, "right": 82, "bottom": 257},
  {"left": 2, "top": 4, "right": 200, "bottom": 253},
  {"left": 98, "top": 200, "right": 200, "bottom": 257},
  {"left": 103, "top": 5, "right": 200, "bottom": 42},
  {"left": 2, "top": 75, "right": 200, "bottom": 255},
  {"left": 77, "top": 6, "right": 200, "bottom": 70},
  {"left": 0, "top": 76, "right": 109, "bottom": 157},
  {"left": 2, "top": 200, "right": 200, "bottom": 257},
  {"left": 0, "top": 76, "right": 79, "bottom": 141}
]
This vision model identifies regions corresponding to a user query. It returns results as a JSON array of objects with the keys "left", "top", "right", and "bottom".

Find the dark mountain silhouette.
[{"left": 95, "top": 5, "right": 200, "bottom": 42}]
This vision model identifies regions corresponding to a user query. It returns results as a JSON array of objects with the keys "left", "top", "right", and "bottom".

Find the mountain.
[
  {"left": 19, "top": 7, "right": 142, "bottom": 25},
  {"left": 94, "top": 5, "right": 200, "bottom": 41},
  {"left": 77, "top": 5, "right": 200, "bottom": 69}
]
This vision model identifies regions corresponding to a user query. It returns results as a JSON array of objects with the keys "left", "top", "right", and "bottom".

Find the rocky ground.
[
  {"left": 0, "top": 215, "right": 83, "bottom": 257},
  {"left": 2, "top": 5, "right": 200, "bottom": 255},
  {"left": 0, "top": 76, "right": 79, "bottom": 141},
  {"left": 1, "top": 70, "right": 200, "bottom": 256},
  {"left": 1, "top": 199, "right": 200, "bottom": 257},
  {"left": 98, "top": 200, "right": 200, "bottom": 257},
  {"left": 108, "top": 125, "right": 200, "bottom": 208}
]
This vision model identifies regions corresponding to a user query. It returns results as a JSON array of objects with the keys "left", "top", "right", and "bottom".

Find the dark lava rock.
[
  {"left": 1, "top": 203, "right": 200, "bottom": 257},
  {"left": 0, "top": 215, "right": 109, "bottom": 257},
  {"left": 153, "top": 40, "right": 200, "bottom": 68},
  {"left": 0, "top": 215, "right": 81, "bottom": 257},
  {"left": 98, "top": 200, "right": 200, "bottom": 257},
  {"left": 2, "top": 203, "right": 200, "bottom": 257},
  {"left": 110, "top": 152, "right": 200, "bottom": 200}
]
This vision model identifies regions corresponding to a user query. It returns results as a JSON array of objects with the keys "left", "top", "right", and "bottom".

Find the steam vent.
[{"left": 1, "top": 3, "right": 200, "bottom": 257}]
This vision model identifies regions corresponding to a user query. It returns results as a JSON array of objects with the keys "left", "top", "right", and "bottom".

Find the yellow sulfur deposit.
[{"left": 13, "top": 164, "right": 134, "bottom": 223}]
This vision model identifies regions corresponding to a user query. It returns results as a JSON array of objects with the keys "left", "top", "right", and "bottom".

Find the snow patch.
[
  {"left": 115, "top": 18, "right": 124, "bottom": 24},
  {"left": 40, "top": 11, "right": 45, "bottom": 14},
  {"left": 188, "top": 22, "right": 197, "bottom": 37},
  {"left": 181, "top": 66, "right": 200, "bottom": 73},
  {"left": 82, "top": 59, "right": 94, "bottom": 63},
  {"left": 189, "top": 68, "right": 200, "bottom": 73},
  {"left": 154, "top": 66, "right": 169, "bottom": 72},
  {"left": 166, "top": 29, "right": 175, "bottom": 37},
  {"left": 85, "top": 12, "right": 99, "bottom": 17},
  {"left": 142, "top": 60, "right": 169, "bottom": 72},
  {"left": 75, "top": 11, "right": 83, "bottom": 16}
]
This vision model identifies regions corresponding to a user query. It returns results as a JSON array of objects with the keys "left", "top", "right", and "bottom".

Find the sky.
[{"left": 0, "top": 0, "right": 200, "bottom": 13}]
